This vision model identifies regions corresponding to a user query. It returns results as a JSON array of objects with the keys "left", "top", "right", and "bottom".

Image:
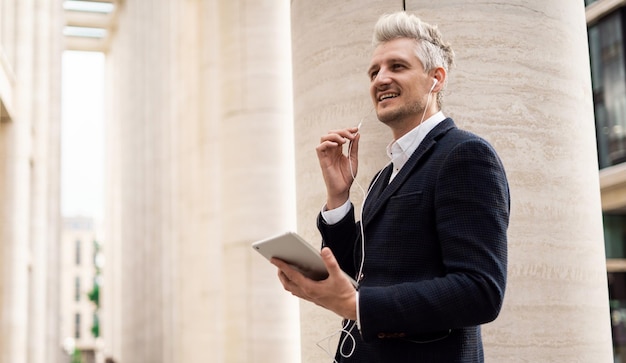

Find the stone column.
[
  {"left": 0, "top": 0, "right": 34, "bottom": 362},
  {"left": 105, "top": 0, "right": 299, "bottom": 362},
  {"left": 28, "top": 2, "right": 63, "bottom": 362},
  {"left": 169, "top": 0, "right": 224, "bottom": 361},
  {"left": 0, "top": 92, "right": 30, "bottom": 363},
  {"left": 291, "top": 0, "right": 613, "bottom": 362},
  {"left": 218, "top": 0, "right": 300, "bottom": 362},
  {"left": 104, "top": 0, "right": 173, "bottom": 361}
]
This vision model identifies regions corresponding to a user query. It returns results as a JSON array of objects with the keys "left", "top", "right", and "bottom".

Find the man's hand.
[
  {"left": 272, "top": 247, "right": 357, "bottom": 321},
  {"left": 316, "top": 128, "right": 360, "bottom": 210}
]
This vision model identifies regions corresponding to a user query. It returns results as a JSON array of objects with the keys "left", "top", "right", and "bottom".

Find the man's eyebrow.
[{"left": 387, "top": 57, "right": 410, "bottom": 65}]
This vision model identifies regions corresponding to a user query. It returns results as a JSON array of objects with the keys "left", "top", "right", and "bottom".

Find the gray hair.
[{"left": 372, "top": 12, "right": 455, "bottom": 106}]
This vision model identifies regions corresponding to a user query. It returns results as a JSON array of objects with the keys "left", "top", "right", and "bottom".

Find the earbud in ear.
[{"left": 429, "top": 79, "right": 438, "bottom": 92}]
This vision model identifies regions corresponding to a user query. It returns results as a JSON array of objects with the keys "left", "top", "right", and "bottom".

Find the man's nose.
[{"left": 373, "top": 69, "right": 391, "bottom": 85}]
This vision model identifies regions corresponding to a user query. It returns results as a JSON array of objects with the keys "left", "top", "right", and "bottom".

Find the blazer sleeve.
[
  {"left": 317, "top": 206, "right": 360, "bottom": 280},
  {"left": 358, "top": 138, "right": 510, "bottom": 341}
]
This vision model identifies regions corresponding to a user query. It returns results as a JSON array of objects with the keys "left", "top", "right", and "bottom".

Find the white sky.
[{"left": 61, "top": 51, "right": 105, "bottom": 221}]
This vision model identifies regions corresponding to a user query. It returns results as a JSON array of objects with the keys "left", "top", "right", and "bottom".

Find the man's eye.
[
  {"left": 370, "top": 71, "right": 378, "bottom": 80},
  {"left": 392, "top": 64, "right": 404, "bottom": 70}
]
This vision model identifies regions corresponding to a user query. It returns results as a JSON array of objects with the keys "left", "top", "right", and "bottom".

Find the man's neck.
[{"left": 390, "top": 108, "right": 440, "bottom": 140}]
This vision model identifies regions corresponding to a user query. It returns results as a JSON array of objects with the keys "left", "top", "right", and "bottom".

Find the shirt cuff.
[{"left": 320, "top": 200, "right": 352, "bottom": 225}]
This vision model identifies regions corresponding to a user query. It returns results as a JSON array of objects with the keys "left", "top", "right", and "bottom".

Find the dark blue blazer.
[{"left": 318, "top": 118, "right": 510, "bottom": 362}]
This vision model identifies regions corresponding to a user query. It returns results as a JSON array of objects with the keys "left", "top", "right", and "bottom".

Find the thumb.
[
  {"left": 321, "top": 247, "right": 342, "bottom": 276},
  {"left": 349, "top": 133, "right": 360, "bottom": 161}
]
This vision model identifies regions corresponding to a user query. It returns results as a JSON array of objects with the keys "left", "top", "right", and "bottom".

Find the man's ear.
[{"left": 431, "top": 67, "right": 446, "bottom": 92}]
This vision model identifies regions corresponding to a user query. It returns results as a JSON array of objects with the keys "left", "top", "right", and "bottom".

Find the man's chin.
[{"left": 376, "top": 109, "right": 401, "bottom": 124}]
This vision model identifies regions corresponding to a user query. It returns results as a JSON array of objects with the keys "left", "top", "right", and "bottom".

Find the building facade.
[
  {"left": 587, "top": 0, "right": 626, "bottom": 361},
  {"left": 60, "top": 216, "right": 102, "bottom": 363}
]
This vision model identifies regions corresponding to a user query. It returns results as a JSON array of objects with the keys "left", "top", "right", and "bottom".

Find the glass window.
[
  {"left": 75, "top": 313, "right": 81, "bottom": 339},
  {"left": 93, "top": 239, "right": 98, "bottom": 266},
  {"left": 75, "top": 239, "right": 81, "bottom": 265},
  {"left": 75, "top": 276, "right": 81, "bottom": 302},
  {"left": 609, "top": 272, "right": 626, "bottom": 361},
  {"left": 605, "top": 213, "right": 626, "bottom": 361},
  {"left": 604, "top": 214, "right": 626, "bottom": 259},
  {"left": 589, "top": 11, "right": 626, "bottom": 169}
]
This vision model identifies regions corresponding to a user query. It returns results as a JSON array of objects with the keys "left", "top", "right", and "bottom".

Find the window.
[
  {"left": 609, "top": 272, "right": 626, "bottom": 361},
  {"left": 75, "top": 276, "right": 81, "bottom": 302},
  {"left": 75, "top": 239, "right": 81, "bottom": 265},
  {"left": 605, "top": 214, "right": 626, "bottom": 258},
  {"left": 75, "top": 313, "right": 81, "bottom": 339},
  {"left": 589, "top": 11, "right": 626, "bottom": 168},
  {"left": 605, "top": 213, "right": 626, "bottom": 362},
  {"left": 93, "top": 239, "right": 98, "bottom": 266}
]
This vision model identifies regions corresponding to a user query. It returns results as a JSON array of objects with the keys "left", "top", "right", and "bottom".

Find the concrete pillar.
[
  {"left": 105, "top": 0, "right": 298, "bottom": 362},
  {"left": 0, "top": 94, "right": 30, "bottom": 363},
  {"left": 0, "top": 0, "right": 35, "bottom": 362},
  {"left": 28, "top": 2, "right": 63, "bottom": 363},
  {"left": 0, "top": 0, "right": 62, "bottom": 362},
  {"left": 218, "top": 1, "right": 299, "bottom": 362},
  {"left": 166, "top": 1, "right": 224, "bottom": 362},
  {"left": 291, "top": 0, "right": 613, "bottom": 362},
  {"left": 43, "top": 4, "right": 63, "bottom": 362},
  {"left": 105, "top": 0, "right": 172, "bottom": 360},
  {"left": 103, "top": 23, "right": 123, "bottom": 362},
  {"left": 0, "top": 114, "right": 30, "bottom": 363}
]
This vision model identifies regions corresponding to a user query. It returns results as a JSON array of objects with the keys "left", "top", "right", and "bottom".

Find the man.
[{"left": 272, "top": 11, "right": 510, "bottom": 362}]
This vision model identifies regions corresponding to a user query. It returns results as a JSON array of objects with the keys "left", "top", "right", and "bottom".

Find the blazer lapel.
[
  {"left": 362, "top": 164, "right": 393, "bottom": 218},
  {"left": 362, "top": 118, "right": 456, "bottom": 227}
]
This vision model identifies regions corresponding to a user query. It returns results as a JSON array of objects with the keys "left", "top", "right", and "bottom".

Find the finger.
[
  {"left": 348, "top": 133, "right": 360, "bottom": 163},
  {"left": 277, "top": 270, "right": 300, "bottom": 296},
  {"left": 320, "top": 247, "right": 343, "bottom": 278},
  {"left": 277, "top": 268, "right": 312, "bottom": 301},
  {"left": 323, "top": 128, "right": 359, "bottom": 142},
  {"left": 319, "top": 134, "right": 348, "bottom": 148},
  {"left": 270, "top": 257, "right": 289, "bottom": 270},
  {"left": 277, "top": 270, "right": 294, "bottom": 290},
  {"left": 315, "top": 140, "right": 341, "bottom": 155},
  {"left": 324, "top": 129, "right": 351, "bottom": 137},
  {"left": 271, "top": 258, "right": 307, "bottom": 286}
]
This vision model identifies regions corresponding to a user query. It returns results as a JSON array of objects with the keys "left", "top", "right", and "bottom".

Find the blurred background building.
[
  {"left": 0, "top": 0, "right": 624, "bottom": 362},
  {"left": 60, "top": 216, "right": 102, "bottom": 363},
  {"left": 587, "top": 0, "right": 626, "bottom": 361}
]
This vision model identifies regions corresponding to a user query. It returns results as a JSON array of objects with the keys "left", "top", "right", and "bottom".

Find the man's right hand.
[{"left": 315, "top": 127, "right": 360, "bottom": 209}]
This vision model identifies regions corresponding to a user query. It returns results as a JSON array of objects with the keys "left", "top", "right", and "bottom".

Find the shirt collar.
[{"left": 386, "top": 111, "right": 446, "bottom": 162}]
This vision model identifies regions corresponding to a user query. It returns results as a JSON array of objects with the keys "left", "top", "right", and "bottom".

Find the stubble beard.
[{"left": 376, "top": 101, "right": 424, "bottom": 127}]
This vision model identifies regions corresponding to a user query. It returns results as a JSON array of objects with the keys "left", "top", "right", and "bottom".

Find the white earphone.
[{"left": 429, "top": 78, "right": 438, "bottom": 92}]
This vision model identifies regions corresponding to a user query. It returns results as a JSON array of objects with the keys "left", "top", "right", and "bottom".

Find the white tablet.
[{"left": 252, "top": 231, "right": 358, "bottom": 287}]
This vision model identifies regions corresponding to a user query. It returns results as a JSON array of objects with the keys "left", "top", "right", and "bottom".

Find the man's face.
[{"left": 368, "top": 38, "right": 431, "bottom": 127}]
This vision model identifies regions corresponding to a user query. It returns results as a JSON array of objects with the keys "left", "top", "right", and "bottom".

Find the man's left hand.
[{"left": 272, "top": 247, "right": 357, "bottom": 320}]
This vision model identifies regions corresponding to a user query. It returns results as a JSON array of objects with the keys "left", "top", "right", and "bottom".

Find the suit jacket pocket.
[{"left": 389, "top": 191, "right": 423, "bottom": 205}]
